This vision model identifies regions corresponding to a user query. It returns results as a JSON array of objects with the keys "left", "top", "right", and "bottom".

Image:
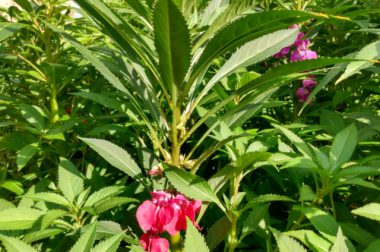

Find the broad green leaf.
[
  {"left": 84, "top": 186, "right": 125, "bottom": 208},
  {"left": 352, "top": 203, "right": 380, "bottom": 221},
  {"left": 241, "top": 205, "right": 269, "bottom": 239},
  {"left": 199, "top": 0, "right": 228, "bottom": 27},
  {"left": 0, "top": 199, "right": 15, "bottom": 211},
  {"left": 277, "top": 234, "right": 307, "bottom": 252},
  {"left": 365, "top": 239, "right": 380, "bottom": 252},
  {"left": 92, "top": 232, "right": 124, "bottom": 252},
  {"left": 92, "top": 197, "right": 138, "bottom": 214},
  {"left": 336, "top": 40, "right": 380, "bottom": 83},
  {"left": 195, "top": 29, "right": 298, "bottom": 109},
  {"left": 72, "top": 92, "right": 125, "bottom": 112},
  {"left": 13, "top": 0, "right": 33, "bottom": 12},
  {"left": 320, "top": 110, "right": 345, "bottom": 135},
  {"left": 272, "top": 124, "right": 314, "bottom": 159},
  {"left": 294, "top": 206, "right": 338, "bottom": 240},
  {"left": 23, "top": 228, "right": 65, "bottom": 243},
  {"left": 19, "top": 104, "right": 46, "bottom": 131},
  {"left": 154, "top": 0, "right": 190, "bottom": 92},
  {"left": 330, "top": 227, "right": 349, "bottom": 252},
  {"left": 38, "top": 209, "right": 66, "bottom": 229},
  {"left": 285, "top": 230, "right": 331, "bottom": 252},
  {"left": 1, "top": 180, "right": 24, "bottom": 195},
  {"left": 340, "top": 222, "right": 375, "bottom": 247},
  {"left": 16, "top": 143, "right": 39, "bottom": 170},
  {"left": 78, "top": 137, "right": 143, "bottom": 180},
  {"left": 165, "top": 166, "right": 223, "bottom": 211},
  {"left": 184, "top": 218, "right": 209, "bottom": 252},
  {"left": 194, "top": 0, "right": 256, "bottom": 49},
  {"left": 334, "top": 166, "right": 380, "bottom": 180},
  {"left": 0, "top": 208, "right": 44, "bottom": 230},
  {"left": 0, "top": 22, "right": 28, "bottom": 42},
  {"left": 58, "top": 158, "right": 85, "bottom": 203},
  {"left": 70, "top": 223, "right": 97, "bottom": 252},
  {"left": 242, "top": 194, "right": 294, "bottom": 212},
  {"left": 23, "top": 192, "right": 70, "bottom": 206},
  {"left": 329, "top": 124, "right": 358, "bottom": 172},
  {"left": 205, "top": 216, "right": 231, "bottom": 250},
  {"left": 0, "top": 235, "right": 38, "bottom": 252}
]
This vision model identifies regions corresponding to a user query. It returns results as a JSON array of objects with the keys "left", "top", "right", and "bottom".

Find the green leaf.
[
  {"left": 285, "top": 230, "right": 331, "bottom": 252},
  {"left": 0, "top": 199, "right": 16, "bottom": 211},
  {"left": 92, "top": 197, "right": 138, "bottom": 214},
  {"left": 184, "top": 218, "right": 209, "bottom": 252},
  {"left": 19, "top": 104, "right": 46, "bottom": 131},
  {"left": 78, "top": 137, "right": 143, "bottom": 181},
  {"left": 194, "top": 0, "right": 256, "bottom": 49},
  {"left": 340, "top": 222, "right": 375, "bottom": 247},
  {"left": 1, "top": 180, "right": 24, "bottom": 196},
  {"left": 242, "top": 194, "right": 294, "bottom": 212},
  {"left": 0, "top": 22, "right": 28, "bottom": 42},
  {"left": 277, "top": 234, "right": 307, "bottom": 252},
  {"left": 320, "top": 110, "right": 345, "bottom": 135},
  {"left": 58, "top": 158, "right": 85, "bottom": 203},
  {"left": 205, "top": 216, "right": 231, "bottom": 250},
  {"left": 0, "top": 208, "right": 44, "bottom": 230},
  {"left": 294, "top": 206, "right": 339, "bottom": 240},
  {"left": 69, "top": 223, "right": 97, "bottom": 252},
  {"left": 92, "top": 232, "right": 124, "bottom": 252},
  {"left": 13, "top": 0, "right": 33, "bottom": 12},
  {"left": 154, "top": 0, "right": 190, "bottom": 91},
  {"left": 272, "top": 124, "right": 314, "bottom": 159},
  {"left": 72, "top": 92, "right": 125, "bottom": 112},
  {"left": 164, "top": 166, "right": 224, "bottom": 211},
  {"left": 241, "top": 205, "right": 269, "bottom": 239},
  {"left": 365, "top": 239, "right": 380, "bottom": 252},
  {"left": 23, "top": 192, "right": 70, "bottom": 207},
  {"left": 23, "top": 228, "right": 65, "bottom": 243},
  {"left": 84, "top": 186, "right": 125, "bottom": 208},
  {"left": 334, "top": 166, "right": 380, "bottom": 180},
  {"left": 352, "top": 203, "right": 380, "bottom": 221},
  {"left": 196, "top": 29, "right": 299, "bottom": 108},
  {"left": 0, "top": 235, "right": 38, "bottom": 252},
  {"left": 16, "top": 143, "right": 38, "bottom": 170},
  {"left": 336, "top": 40, "right": 380, "bottom": 83},
  {"left": 330, "top": 227, "right": 349, "bottom": 252},
  {"left": 329, "top": 124, "right": 358, "bottom": 172}
]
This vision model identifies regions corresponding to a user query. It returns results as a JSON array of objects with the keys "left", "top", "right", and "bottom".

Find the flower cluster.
[
  {"left": 274, "top": 24, "right": 318, "bottom": 103},
  {"left": 136, "top": 191, "right": 202, "bottom": 252}
]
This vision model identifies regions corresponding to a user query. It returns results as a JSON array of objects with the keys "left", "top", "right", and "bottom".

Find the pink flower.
[
  {"left": 296, "top": 87, "right": 310, "bottom": 102},
  {"left": 288, "top": 24, "right": 300, "bottom": 29},
  {"left": 136, "top": 191, "right": 202, "bottom": 236},
  {"left": 140, "top": 233, "right": 169, "bottom": 252},
  {"left": 302, "top": 78, "right": 317, "bottom": 88},
  {"left": 274, "top": 46, "right": 291, "bottom": 58},
  {"left": 290, "top": 48, "right": 318, "bottom": 62}
]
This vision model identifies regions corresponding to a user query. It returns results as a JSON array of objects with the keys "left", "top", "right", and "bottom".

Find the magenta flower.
[
  {"left": 140, "top": 233, "right": 169, "bottom": 252},
  {"left": 290, "top": 48, "right": 318, "bottom": 62},
  {"left": 274, "top": 46, "right": 291, "bottom": 58},
  {"left": 136, "top": 191, "right": 202, "bottom": 252},
  {"left": 296, "top": 87, "right": 310, "bottom": 102},
  {"left": 302, "top": 78, "right": 317, "bottom": 89}
]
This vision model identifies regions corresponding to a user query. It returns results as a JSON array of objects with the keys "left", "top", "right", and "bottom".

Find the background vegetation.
[{"left": 0, "top": 0, "right": 379, "bottom": 251}]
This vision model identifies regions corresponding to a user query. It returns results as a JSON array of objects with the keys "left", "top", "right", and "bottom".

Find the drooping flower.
[
  {"left": 290, "top": 47, "right": 318, "bottom": 62},
  {"left": 140, "top": 232, "right": 169, "bottom": 252},
  {"left": 136, "top": 191, "right": 202, "bottom": 235},
  {"left": 274, "top": 46, "right": 291, "bottom": 58},
  {"left": 302, "top": 78, "right": 317, "bottom": 89},
  {"left": 296, "top": 87, "right": 310, "bottom": 102}
]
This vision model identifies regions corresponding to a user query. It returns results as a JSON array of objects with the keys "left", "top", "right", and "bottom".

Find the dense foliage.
[{"left": 0, "top": 0, "right": 379, "bottom": 251}]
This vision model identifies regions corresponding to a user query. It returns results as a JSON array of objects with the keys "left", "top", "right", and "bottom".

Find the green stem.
[
  {"left": 297, "top": 0, "right": 302, "bottom": 10},
  {"left": 170, "top": 232, "right": 183, "bottom": 252}
]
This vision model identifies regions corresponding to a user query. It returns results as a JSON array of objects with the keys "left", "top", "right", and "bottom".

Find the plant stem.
[{"left": 170, "top": 232, "right": 183, "bottom": 252}]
